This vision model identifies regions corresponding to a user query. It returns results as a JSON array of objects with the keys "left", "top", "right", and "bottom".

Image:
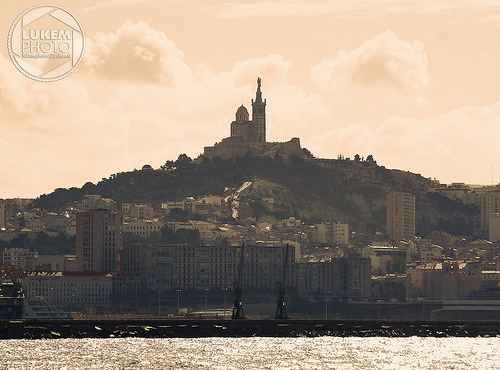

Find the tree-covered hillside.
[{"left": 33, "top": 154, "right": 480, "bottom": 238}]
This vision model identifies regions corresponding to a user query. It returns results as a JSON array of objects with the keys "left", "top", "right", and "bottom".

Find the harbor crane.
[
  {"left": 232, "top": 242, "right": 245, "bottom": 319},
  {"left": 275, "top": 243, "right": 290, "bottom": 319}
]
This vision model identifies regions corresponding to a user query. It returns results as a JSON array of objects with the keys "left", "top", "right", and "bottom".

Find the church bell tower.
[{"left": 251, "top": 77, "right": 266, "bottom": 143}]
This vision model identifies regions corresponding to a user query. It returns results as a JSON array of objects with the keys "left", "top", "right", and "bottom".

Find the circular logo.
[{"left": 7, "top": 4, "right": 85, "bottom": 82}]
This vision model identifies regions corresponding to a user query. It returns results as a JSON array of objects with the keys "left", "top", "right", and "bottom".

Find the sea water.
[{"left": 0, "top": 337, "right": 499, "bottom": 369}]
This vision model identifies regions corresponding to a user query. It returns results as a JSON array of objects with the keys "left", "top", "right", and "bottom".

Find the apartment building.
[
  {"left": 2, "top": 248, "right": 38, "bottom": 270},
  {"left": 123, "top": 220, "right": 165, "bottom": 238},
  {"left": 386, "top": 191, "right": 415, "bottom": 241},
  {"left": 480, "top": 192, "right": 500, "bottom": 232},
  {"left": 75, "top": 209, "right": 123, "bottom": 272},
  {"left": 311, "top": 222, "right": 349, "bottom": 245}
]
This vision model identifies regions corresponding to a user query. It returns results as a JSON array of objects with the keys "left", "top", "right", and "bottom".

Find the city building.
[
  {"left": 122, "top": 200, "right": 163, "bottom": 215},
  {"left": 371, "top": 274, "right": 409, "bottom": 302},
  {"left": 295, "top": 257, "right": 371, "bottom": 300},
  {"left": 35, "top": 254, "right": 76, "bottom": 272},
  {"left": 489, "top": 213, "right": 500, "bottom": 242},
  {"left": 75, "top": 209, "right": 123, "bottom": 272},
  {"left": 480, "top": 192, "right": 500, "bottom": 231},
  {"left": 203, "top": 78, "right": 303, "bottom": 159},
  {"left": 386, "top": 191, "right": 415, "bottom": 241},
  {"left": 136, "top": 242, "right": 370, "bottom": 300},
  {"left": 123, "top": 220, "right": 165, "bottom": 238},
  {"left": 407, "top": 261, "right": 483, "bottom": 300},
  {"left": 419, "top": 244, "right": 444, "bottom": 264},
  {"left": 311, "top": 222, "right": 349, "bottom": 245},
  {"left": 2, "top": 248, "right": 38, "bottom": 270},
  {"left": 368, "top": 244, "right": 409, "bottom": 274},
  {"left": 22, "top": 271, "right": 113, "bottom": 311},
  {"left": 0, "top": 199, "right": 5, "bottom": 229},
  {"left": 161, "top": 200, "right": 187, "bottom": 213},
  {"left": 129, "top": 204, "right": 154, "bottom": 220},
  {"left": 82, "top": 195, "right": 117, "bottom": 211}
]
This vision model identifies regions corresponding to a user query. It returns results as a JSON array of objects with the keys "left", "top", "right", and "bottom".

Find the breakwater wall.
[{"left": 1, "top": 319, "right": 499, "bottom": 339}]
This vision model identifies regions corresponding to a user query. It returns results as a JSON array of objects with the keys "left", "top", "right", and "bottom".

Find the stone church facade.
[{"left": 204, "top": 78, "right": 303, "bottom": 159}]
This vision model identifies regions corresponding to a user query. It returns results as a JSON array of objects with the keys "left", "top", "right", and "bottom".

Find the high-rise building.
[
  {"left": 480, "top": 192, "right": 500, "bottom": 231},
  {"left": 75, "top": 209, "right": 123, "bottom": 272},
  {"left": 386, "top": 191, "right": 415, "bottom": 241},
  {"left": 489, "top": 213, "right": 500, "bottom": 242},
  {"left": 0, "top": 199, "right": 5, "bottom": 229}
]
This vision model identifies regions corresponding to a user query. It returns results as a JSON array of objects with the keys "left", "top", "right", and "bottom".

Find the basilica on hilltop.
[{"left": 203, "top": 78, "right": 303, "bottom": 159}]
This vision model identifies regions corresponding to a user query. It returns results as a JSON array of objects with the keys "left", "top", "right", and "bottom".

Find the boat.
[{"left": 23, "top": 297, "right": 73, "bottom": 320}]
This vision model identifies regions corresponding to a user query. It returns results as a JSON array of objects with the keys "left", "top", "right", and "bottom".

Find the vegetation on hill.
[
  {"left": 123, "top": 226, "right": 201, "bottom": 249},
  {"left": 32, "top": 153, "right": 480, "bottom": 238},
  {"left": 0, "top": 232, "right": 75, "bottom": 255}
]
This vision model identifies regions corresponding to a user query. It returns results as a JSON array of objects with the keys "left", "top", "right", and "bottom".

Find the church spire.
[
  {"left": 251, "top": 77, "right": 266, "bottom": 143},
  {"left": 255, "top": 77, "right": 262, "bottom": 103}
]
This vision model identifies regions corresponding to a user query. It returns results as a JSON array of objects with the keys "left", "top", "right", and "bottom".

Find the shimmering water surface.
[{"left": 0, "top": 337, "right": 499, "bottom": 369}]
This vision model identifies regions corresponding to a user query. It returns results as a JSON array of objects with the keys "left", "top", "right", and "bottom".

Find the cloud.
[
  {"left": 230, "top": 54, "right": 292, "bottom": 86},
  {"left": 306, "top": 101, "right": 500, "bottom": 184},
  {"left": 0, "top": 20, "right": 326, "bottom": 197},
  {"left": 82, "top": 0, "right": 159, "bottom": 13},
  {"left": 478, "top": 14, "right": 500, "bottom": 23},
  {"left": 83, "top": 20, "right": 192, "bottom": 84},
  {"left": 209, "top": 0, "right": 500, "bottom": 19},
  {"left": 311, "top": 30, "right": 429, "bottom": 97}
]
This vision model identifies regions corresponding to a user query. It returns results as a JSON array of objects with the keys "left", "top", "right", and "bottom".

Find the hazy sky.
[{"left": 2, "top": 0, "right": 500, "bottom": 198}]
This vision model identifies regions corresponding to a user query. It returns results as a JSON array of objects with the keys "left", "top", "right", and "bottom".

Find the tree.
[
  {"left": 366, "top": 154, "right": 375, "bottom": 163},
  {"left": 142, "top": 164, "right": 153, "bottom": 170},
  {"left": 160, "top": 160, "right": 176, "bottom": 171},
  {"left": 354, "top": 154, "right": 361, "bottom": 162},
  {"left": 302, "top": 148, "right": 315, "bottom": 159},
  {"left": 175, "top": 154, "right": 192, "bottom": 168},
  {"left": 386, "top": 257, "right": 406, "bottom": 274}
]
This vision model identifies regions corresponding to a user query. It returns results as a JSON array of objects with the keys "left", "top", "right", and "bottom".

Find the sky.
[{"left": 2, "top": 0, "right": 500, "bottom": 198}]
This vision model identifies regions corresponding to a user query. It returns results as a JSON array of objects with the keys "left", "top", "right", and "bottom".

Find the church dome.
[{"left": 235, "top": 105, "right": 249, "bottom": 122}]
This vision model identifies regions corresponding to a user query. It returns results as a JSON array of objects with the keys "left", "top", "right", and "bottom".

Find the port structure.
[
  {"left": 275, "top": 243, "right": 290, "bottom": 319},
  {"left": 232, "top": 242, "right": 245, "bottom": 319}
]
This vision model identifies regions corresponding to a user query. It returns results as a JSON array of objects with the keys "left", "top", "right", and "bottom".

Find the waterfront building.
[
  {"left": 138, "top": 242, "right": 370, "bottom": 300},
  {"left": 371, "top": 274, "right": 409, "bottom": 302},
  {"left": 22, "top": 271, "right": 113, "bottom": 311},
  {"left": 295, "top": 257, "right": 371, "bottom": 300},
  {"left": 406, "top": 261, "right": 483, "bottom": 300}
]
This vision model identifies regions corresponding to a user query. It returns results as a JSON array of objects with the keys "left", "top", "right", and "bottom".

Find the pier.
[{"left": 1, "top": 318, "right": 500, "bottom": 339}]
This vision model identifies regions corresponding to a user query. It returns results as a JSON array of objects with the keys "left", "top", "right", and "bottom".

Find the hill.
[{"left": 33, "top": 154, "right": 480, "bottom": 238}]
